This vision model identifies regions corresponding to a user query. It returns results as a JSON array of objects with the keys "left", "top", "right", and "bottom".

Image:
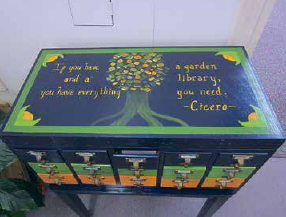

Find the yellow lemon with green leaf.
[
  {"left": 238, "top": 105, "right": 266, "bottom": 127},
  {"left": 14, "top": 106, "right": 41, "bottom": 126},
  {"left": 215, "top": 51, "right": 241, "bottom": 65},
  {"left": 42, "top": 54, "right": 64, "bottom": 67}
]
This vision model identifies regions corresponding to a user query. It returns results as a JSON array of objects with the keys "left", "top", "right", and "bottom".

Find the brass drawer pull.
[
  {"left": 179, "top": 154, "right": 199, "bottom": 167},
  {"left": 126, "top": 158, "right": 146, "bottom": 170},
  {"left": 175, "top": 170, "right": 194, "bottom": 180},
  {"left": 173, "top": 179, "right": 189, "bottom": 190},
  {"left": 53, "top": 176, "right": 64, "bottom": 186},
  {"left": 39, "top": 164, "right": 57, "bottom": 174},
  {"left": 88, "top": 175, "right": 104, "bottom": 186},
  {"left": 130, "top": 168, "right": 144, "bottom": 178},
  {"left": 232, "top": 155, "right": 253, "bottom": 167},
  {"left": 216, "top": 179, "right": 233, "bottom": 189},
  {"left": 83, "top": 166, "right": 101, "bottom": 176},
  {"left": 130, "top": 177, "right": 146, "bottom": 187},
  {"left": 27, "top": 151, "right": 46, "bottom": 163},
  {"left": 76, "top": 152, "right": 95, "bottom": 164},
  {"left": 222, "top": 168, "right": 241, "bottom": 179}
]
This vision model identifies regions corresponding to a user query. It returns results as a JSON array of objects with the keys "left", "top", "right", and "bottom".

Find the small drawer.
[
  {"left": 28, "top": 163, "right": 73, "bottom": 174},
  {"left": 37, "top": 173, "right": 78, "bottom": 185},
  {"left": 71, "top": 163, "right": 114, "bottom": 176},
  {"left": 119, "top": 176, "right": 156, "bottom": 187},
  {"left": 161, "top": 166, "right": 206, "bottom": 179},
  {"left": 161, "top": 166, "right": 206, "bottom": 189},
  {"left": 62, "top": 150, "right": 110, "bottom": 164},
  {"left": 14, "top": 149, "right": 63, "bottom": 163},
  {"left": 214, "top": 153, "right": 268, "bottom": 167},
  {"left": 207, "top": 166, "right": 256, "bottom": 179},
  {"left": 202, "top": 178, "right": 244, "bottom": 188},
  {"left": 118, "top": 168, "right": 157, "bottom": 186},
  {"left": 77, "top": 175, "right": 116, "bottom": 185},
  {"left": 118, "top": 168, "right": 157, "bottom": 177},
  {"left": 164, "top": 152, "right": 211, "bottom": 166},
  {"left": 161, "top": 178, "right": 201, "bottom": 188},
  {"left": 113, "top": 154, "right": 159, "bottom": 169}
]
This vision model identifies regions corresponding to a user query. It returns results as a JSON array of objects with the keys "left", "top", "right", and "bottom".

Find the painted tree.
[{"left": 92, "top": 52, "right": 188, "bottom": 126}]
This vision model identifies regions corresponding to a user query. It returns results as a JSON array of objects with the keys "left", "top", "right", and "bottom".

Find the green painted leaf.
[{"left": 108, "top": 67, "right": 115, "bottom": 71}]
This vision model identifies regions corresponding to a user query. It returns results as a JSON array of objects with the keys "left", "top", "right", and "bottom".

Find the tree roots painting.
[
  {"left": 92, "top": 91, "right": 188, "bottom": 126},
  {"left": 92, "top": 52, "right": 188, "bottom": 127}
]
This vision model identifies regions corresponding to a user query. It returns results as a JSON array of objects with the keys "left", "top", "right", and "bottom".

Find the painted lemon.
[
  {"left": 222, "top": 54, "right": 236, "bottom": 62},
  {"left": 21, "top": 111, "right": 33, "bottom": 121},
  {"left": 248, "top": 112, "right": 257, "bottom": 121},
  {"left": 47, "top": 56, "right": 58, "bottom": 62}
]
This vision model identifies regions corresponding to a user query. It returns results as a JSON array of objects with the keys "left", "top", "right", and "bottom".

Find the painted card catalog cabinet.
[{"left": 0, "top": 47, "right": 284, "bottom": 217}]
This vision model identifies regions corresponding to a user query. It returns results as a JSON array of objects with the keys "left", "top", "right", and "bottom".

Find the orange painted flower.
[{"left": 121, "top": 53, "right": 129, "bottom": 57}]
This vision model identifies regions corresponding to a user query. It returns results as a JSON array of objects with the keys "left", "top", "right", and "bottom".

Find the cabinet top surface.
[{"left": 1, "top": 47, "right": 284, "bottom": 139}]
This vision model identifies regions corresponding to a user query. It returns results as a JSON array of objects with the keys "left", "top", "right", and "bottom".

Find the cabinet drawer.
[
  {"left": 118, "top": 168, "right": 157, "bottom": 177},
  {"left": 62, "top": 150, "right": 110, "bottom": 164},
  {"left": 202, "top": 178, "right": 244, "bottom": 188},
  {"left": 37, "top": 173, "right": 78, "bottom": 185},
  {"left": 214, "top": 153, "right": 268, "bottom": 167},
  {"left": 120, "top": 176, "right": 156, "bottom": 187},
  {"left": 162, "top": 166, "right": 206, "bottom": 179},
  {"left": 72, "top": 163, "right": 116, "bottom": 185},
  {"left": 118, "top": 168, "right": 157, "bottom": 186},
  {"left": 71, "top": 163, "right": 114, "bottom": 176},
  {"left": 113, "top": 154, "right": 159, "bottom": 169},
  {"left": 161, "top": 166, "right": 206, "bottom": 189},
  {"left": 164, "top": 152, "right": 211, "bottom": 166},
  {"left": 29, "top": 162, "right": 73, "bottom": 174},
  {"left": 77, "top": 175, "right": 116, "bottom": 185},
  {"left": 14, "top": 149, "right": 63, "bottom": 163},
  {"left": 161, "top": 179, "right": 201, "bottom": 188},
  {"left": 207, "top": 166, "right": 256, "bottom": 179}
]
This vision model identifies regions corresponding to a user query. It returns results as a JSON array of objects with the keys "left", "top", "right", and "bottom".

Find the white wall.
[{"left": 0, "top": 0, "right": 239, "bottom": 103}]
